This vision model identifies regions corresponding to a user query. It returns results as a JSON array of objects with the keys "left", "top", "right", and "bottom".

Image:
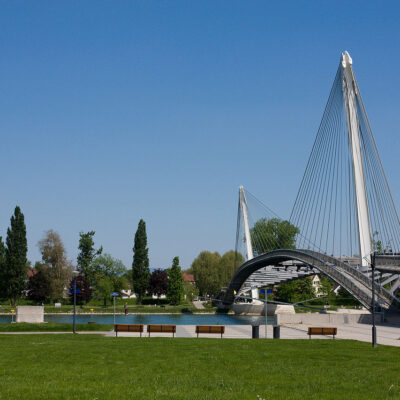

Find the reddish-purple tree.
[
  {"left": 147, "top": 269, "right": 168, "bottom": 298},
  {"left": 69, "top": 274, "right": 92, "bottom": 305}
]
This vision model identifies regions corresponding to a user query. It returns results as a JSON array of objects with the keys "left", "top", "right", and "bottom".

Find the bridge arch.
[{"left": 222, "top": 249, "right": 397, "bottom": 311}]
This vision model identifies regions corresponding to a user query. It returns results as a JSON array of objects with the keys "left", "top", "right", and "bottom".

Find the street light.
[
  {"left": 371, "top": 252, "right": 377, "bottom": 347},
  {"left": 71, "top": 270, "right": 79, "bottom": 334}
]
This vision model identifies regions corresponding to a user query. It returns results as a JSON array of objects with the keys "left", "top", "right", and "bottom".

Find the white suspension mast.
[
  {"left": 341, "top": 51, "right": 373, "bottom": 268},
  {"left": 239, "top": 186, "right": 254, "bottom": 261}
]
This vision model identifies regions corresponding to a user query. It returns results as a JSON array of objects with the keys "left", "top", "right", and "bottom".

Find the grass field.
[
  {"left": 0, "top": 322, "right": 113, "bottom": 332},
  {"left": 0, "top": 298, "right": 216, "bottom": 314},
  {"left": 0, "top": 336, "right": 399, "bottom": 399}
]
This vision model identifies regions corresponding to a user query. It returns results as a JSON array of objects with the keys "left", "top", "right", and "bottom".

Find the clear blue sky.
[{"left": 1, "top": 1, "right": 399, "bottom": 270}]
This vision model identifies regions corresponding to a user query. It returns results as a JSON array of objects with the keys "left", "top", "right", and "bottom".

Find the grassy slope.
[
  {"left": 0, "top": 336, "right": 399, "bottom": 400},
  {"left": 0, "top": 301, "right": 216, "bottom": 314},
  {"left": 0, "top": 323, "right": 113, "bottom": 332}
]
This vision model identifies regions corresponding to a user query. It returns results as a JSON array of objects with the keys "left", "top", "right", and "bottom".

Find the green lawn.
[
  {"left": 0, "top": 336, "right": 399, "bottom": 399},
  {"left": 0, "top": 298, "right": 217, "bottom": 314},
  {"left": 0, "top": 322, "right": 113, "bottom": 332}
]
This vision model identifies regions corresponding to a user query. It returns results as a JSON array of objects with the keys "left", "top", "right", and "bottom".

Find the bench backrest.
[
  {"left": 308, "top": 327, "right": 337, "bottom": 335},
  {"left": 147, "top": 324, "right": 176, "bottom": 333},
  {"left": 114, "top": 324, "right": 144, "bottom": 333},
  {"left": 196, "top": 325, "right": 225, "bottom": 334}
]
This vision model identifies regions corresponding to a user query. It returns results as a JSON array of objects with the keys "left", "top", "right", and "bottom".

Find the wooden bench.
[
  {"left": 147, "top": 324, "right": 176, "bottom": 337},
  {"left": 308, "top": 327, "right": 337, "bottom": 339},
  {"left": 195, "top": 325, "right": 225, "bottom": 338},
  {"left": 114, "top": 324, "right": 144, "bottom": 337}
]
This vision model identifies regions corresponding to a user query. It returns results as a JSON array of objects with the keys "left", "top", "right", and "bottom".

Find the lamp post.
[
  {"left": 371, "top": 252, "right": 377, "bottom": 347},
  {"left": 72, "top": 270, "right": 79, "bottom": 334}
]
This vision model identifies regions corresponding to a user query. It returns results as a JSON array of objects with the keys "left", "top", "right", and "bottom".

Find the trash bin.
[
  {"left": 273, "top": 325, "right": 280, "bottom": 339},
  {"left": 252, "top": 325, "right": 259, "bottom": 339}
]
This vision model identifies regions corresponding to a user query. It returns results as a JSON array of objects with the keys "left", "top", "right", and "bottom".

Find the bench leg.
[
  {"left": 221, "top": 332, "right": 222, "bottom": 338},
  {"left": 197, "top": 332, "right": 199, "bottom": 338},
  {"left": 115, "top": 331, "right": 118, "bottom": 337},
  {"left": 140, "top": 332, "right": 142, "bottom": 338},
  {"left": 173, "top": 332, "right": 175, "bottom": 338}
]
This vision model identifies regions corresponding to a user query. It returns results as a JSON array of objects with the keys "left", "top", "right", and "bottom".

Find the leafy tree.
[
  {"left": 93, "top": 276, "right": 114, "bottom": 306},
  {"left": 219, "top": 250, "right": 244, "bottom": 287},
  {"left": 319, "top": 275, "right": 333, "bottom": 297},
  {"left": 275, "top": 277, "right": 316, "bottom": 303},
  {"left": 0, "top": 237, "right": 6, "bottom": 298},
  {"left": 38, "top": 230, "right": 73, "bottom": 301},
  {"left": 183, "top": 280, "right": 198, "bottom": 301},
  {"left": 87, "top": 253, "right": 127, "bottom": 287},
  {"left": 4, "top": 206, "right": 28, "bottom": 305},
  {"left": 191, "top": 251, "right": 222, "bottom": 296},
  {"left": 250, "top": 217, "right": 299, "bottom": 256},
  {"left": 167, "top": 257, "right": 184, "bottom": 305},
  {"left": 132, "top": 219, "right": 150, "bottom": 304},
  {"left": 148, "top": 269, "right": 168, "bottom": 298},
  {"left": 373, "top": 231, "right": 383, "bottom": 253},
  {"left": 77, "top": 231, "right": 102, "bottom": 278},
  {"left": 68, "top": 274, "right": 92, "bottom": 305},
  {"left": 191, "top": 250, "right": 244, "bottom": 296},
  {"left": 27, "top": 263, "right": 52, "bottom": 302}
]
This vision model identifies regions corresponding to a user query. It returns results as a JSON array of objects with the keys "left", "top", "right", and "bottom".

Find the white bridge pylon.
[
  {"left": 239, "top": 186, "right": 254, "bottom": 261},
  {"left": 341, "top": 51, "right": 372, "bottom": 268}
]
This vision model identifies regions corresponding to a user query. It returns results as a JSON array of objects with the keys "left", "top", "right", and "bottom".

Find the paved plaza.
[{"left": 105, "top": 323, "right": 400, "bottom": 346}]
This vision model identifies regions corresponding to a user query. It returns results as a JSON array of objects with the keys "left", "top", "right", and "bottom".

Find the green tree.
[
  {"left": 77, "top": 231, "right": 102, "bottom": 278},
  {"left": 132, "top": 219, "right": 150, "bottom": 304},
  {"left": 94, "top": 276, "right": 114, "bottom": 306},
  {"left": 167, "top": 257, "right": 184, "bottom": 305},
  {"left": 38, "top": 230, "right": 73, "bottom": 301},
  {"left": 250, "top": 218, "right": 299, "bottom": 256},
  {"left": 183, "top": 279, "right": 199, "bottom": 301},
  {"left": 219, "top": 250, "right": 244, "bottom": 287},
  {"left": 191, "top": 251, "right": 222, "bottom": 296},
  {"left": 191, "top": 250, "right": 244, "bottom": 296},
  {"left": 4, "top": 206, "right": 28, "bottom": 305},
  {"left": 90, "top": 253, "right": 128, "bottom": 293},
  {"left": 0, "top": 237, "right": 6, "bottom": 298},
  {"left": 275, "top": 277, "right": 315, "bottom": 303},
  {"left": 319, "top": 275, "right": 333, "bottom": 297}
]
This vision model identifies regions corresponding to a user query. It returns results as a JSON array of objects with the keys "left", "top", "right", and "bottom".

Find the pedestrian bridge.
[{"left": 220, "top": 249, "right": 400, "bottom": 312}]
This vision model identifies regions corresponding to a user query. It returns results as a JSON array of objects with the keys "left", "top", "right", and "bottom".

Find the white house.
[{"left": 310, "top": 275, "right": 324, "bottom": 297}]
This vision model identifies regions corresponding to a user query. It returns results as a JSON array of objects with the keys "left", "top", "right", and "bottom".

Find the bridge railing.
[
  {"left": 302, "top": 250, "right": 400, "bottom": 306},
  {"left": 293, "top": 252, "right": 386, "bottom": 309}
]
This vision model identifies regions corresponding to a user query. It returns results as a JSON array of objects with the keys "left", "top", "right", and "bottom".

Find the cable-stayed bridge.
[{"left": 220, "top": 51, "right": 400, "bottom": 314}]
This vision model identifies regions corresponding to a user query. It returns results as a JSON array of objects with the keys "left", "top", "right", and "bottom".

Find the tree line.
[
  {"left": 1, "top": 206, "right": 333, "bottom": 306},
  {"left": 0, "top": 208, "right": 184, "bottom": 306}
]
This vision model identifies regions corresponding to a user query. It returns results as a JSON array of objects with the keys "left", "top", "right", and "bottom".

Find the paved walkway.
[
  {"left": 192, "top": 301, "right": 205, "bottom": 310},
  {"left": 105, "top": 323, "right": 400, "bottom": 346},
  {"left": 1, "top": 323, "right": 398, "bottom": 346}
]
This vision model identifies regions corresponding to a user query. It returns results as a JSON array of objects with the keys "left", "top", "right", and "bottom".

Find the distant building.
[
  {"left": 310, "top": 275, "right": 323, "bottom": 297},
  {"left": 182, "top": 272, "right": 195, "bottom": 284}
]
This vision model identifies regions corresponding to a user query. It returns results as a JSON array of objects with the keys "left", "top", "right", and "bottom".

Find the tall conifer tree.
[
  {"left": 167, "top": 257, "right": 184, "bottom": 305},
  {"left": 132, "top": 219, "right": 150, "bottom": 304},
  {"left": 5, "top": 206, "right": 28, "bottom": 305},
  {"left": 0, "top": 237, "right": 6, "bottom": 298}
]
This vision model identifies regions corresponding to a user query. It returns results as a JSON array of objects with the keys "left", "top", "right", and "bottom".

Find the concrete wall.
[
  {"left": 276, "top": 312, "right": 382, "bottom": 325},
  {"left": 232, "top": 303, "right": 295, "bottom": 316},
  {"left": 16, "top": 306, "right": 44, "bottom": 323}
]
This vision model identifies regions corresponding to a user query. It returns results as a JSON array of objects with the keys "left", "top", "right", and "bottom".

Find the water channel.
[{"left": 0, "top": 314, "right": 276, "bottom": 325}]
